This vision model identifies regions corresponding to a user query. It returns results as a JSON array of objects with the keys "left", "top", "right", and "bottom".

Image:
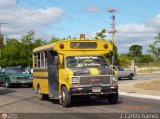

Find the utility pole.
[
  {"left": 0, "top": 21, "right": 7, "bottom": 48},
  {"left": 108, "top": 8, "right": 117, "bottom": 44},
  {"left": 108, "top": 8, "right": 117, "bottom": 66}
]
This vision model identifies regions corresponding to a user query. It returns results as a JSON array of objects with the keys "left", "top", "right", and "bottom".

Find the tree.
[
  {"left": 118, "top": 54, "right": 131, "bottom": 67},
  {"left": 0, "top": 31, "right": 46, "bottom": 67},
  {"left": 141, "top": 54, "right": 153, "bottom": 63},
  {"left": 149, "top": 33, "right": 160, "bottom": 59},
  {"left": 48, "top": 37, "right": 61, "bottom": 43},
  {"left": 105, "top": 42, "right": 118, "bottom": 65},
  {"left": 20, "top": 31, "right": 46, "bottom": 66},
  {"left": 95, "top": 29, "right": 118, "bottom": 64},
  {"left": 95, "top": 29, "right": 107, "bottom": 39},
  {"left": 129, "top": 44, "right": 142, "bottom": 57}
]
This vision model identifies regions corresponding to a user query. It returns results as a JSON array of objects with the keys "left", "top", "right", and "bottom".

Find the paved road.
[
  {"left": 0, "top": 87, "right": 159, "bottom": 113},
  {"left": 0, "top": 74, "right": 159, "bottom": 119}
]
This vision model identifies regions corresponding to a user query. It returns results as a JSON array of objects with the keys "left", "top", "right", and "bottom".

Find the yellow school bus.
[{"left": 32, "top": 37, "right": 118, "bottom": 107}]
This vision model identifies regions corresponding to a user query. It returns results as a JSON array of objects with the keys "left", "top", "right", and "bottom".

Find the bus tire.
[
  {"left": 61, "top": 86, "right": 71, "bottom": 107},
  {"left": 107, "top": 93, "right": 118, "bottom": 104},
  {"left": 37, "top": 86, "right": 45, "bottom": 100}
]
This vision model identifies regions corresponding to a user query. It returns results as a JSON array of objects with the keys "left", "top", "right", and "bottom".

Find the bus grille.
[{"left": 79, "top": 76, "right": 110, "bottom": 86}]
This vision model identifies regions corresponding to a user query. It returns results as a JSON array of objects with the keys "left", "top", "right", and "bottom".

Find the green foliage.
[
  {"left": 141, "top": 54, "right": 154, "bottom": 63},
  {"left": 95, "top": 29, "right": 118, "bottom": 64},
  {"left": 129, "top": 44, "right": 142, "bottom": 57},
  {"left": 118, "top": 54, "right": 131, "bottom": 67},
  {"left": 48, "top": 37, "right": 61, "bottom": 43},
  {"left": 95, "top": 29, "right": 106, "bottom": 39},
  {"left": 118, "top": 44, "right": 154, "bottom": 66},
  {"left": 149, "top": 33, "right": 160, "bottom": 59},
  {"left": 0, "top": 31, "right": 46, "bottom": 67},
  {"left": 105, "top": 42, "right": 119, "bottom": 65}
]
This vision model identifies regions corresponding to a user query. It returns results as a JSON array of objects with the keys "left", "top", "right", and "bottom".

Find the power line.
[
  {"left": 1, "top": 0, "right": 105, "bottom": 39},
  {"left": 0, "top": 0, "right": 79, "bottom": 37},
  {"left": 22, "top": 0, "right": 102, "bottom": 29},
  {"left": 93, "top": 0, "right": 149, "bottom": 21},
  {"left": 1, "top": 0, "right": 44, "bottom": 20}
]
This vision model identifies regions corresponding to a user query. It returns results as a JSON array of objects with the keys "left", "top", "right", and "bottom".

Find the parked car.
[
  {"left": 111, "top": 66, "right": 136, "bottom": 80},
  {"left": 0, "top": 66, "right": 33, "bottom": 88}
]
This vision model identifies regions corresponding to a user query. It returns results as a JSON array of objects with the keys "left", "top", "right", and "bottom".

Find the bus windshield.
[{"left": 66, "top": 56, "right": 108, "bottom": 68}]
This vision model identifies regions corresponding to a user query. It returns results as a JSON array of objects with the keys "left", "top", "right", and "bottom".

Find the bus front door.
[{"left": 47, "top": 50, "right": 59, "bottom": 99}]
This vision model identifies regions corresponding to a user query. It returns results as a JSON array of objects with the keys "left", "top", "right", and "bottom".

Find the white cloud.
[
  {"left": 89, "top": 14, "right": 160, "bottom": 54},
  {"left": 112, "top": 14, "right": 160, "bottom": 54},
  {"left": 0, "top": 0, "right": 64, "bottom": 40}
]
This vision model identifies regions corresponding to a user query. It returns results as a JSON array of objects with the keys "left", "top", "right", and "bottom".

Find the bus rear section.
[{"left": 32, "top": 39, "right": 118, "bottom": 107}]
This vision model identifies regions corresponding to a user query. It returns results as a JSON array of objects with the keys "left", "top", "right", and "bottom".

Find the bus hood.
[{"left": 70, "top": 66, "right": 113, "bottom": 76}]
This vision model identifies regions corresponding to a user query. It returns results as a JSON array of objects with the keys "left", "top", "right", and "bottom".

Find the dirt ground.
[{"left": 135, "top": 80, "right": 160, "bottom": 91}]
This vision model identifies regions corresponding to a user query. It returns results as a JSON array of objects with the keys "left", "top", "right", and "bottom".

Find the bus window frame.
[
  {"left": 64, "top": 54, "right": 109, "bottom": 69},
  {"left": 33, "top": 51, "right": 48, "bottom": 69}
]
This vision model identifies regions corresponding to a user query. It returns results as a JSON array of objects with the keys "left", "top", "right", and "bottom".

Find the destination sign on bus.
[{"left": 70, "top": 42, "right": 97, "bottom": 49}]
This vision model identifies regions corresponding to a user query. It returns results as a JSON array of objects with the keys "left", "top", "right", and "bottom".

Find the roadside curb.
[
  {"left": 136, "top": 72, "right": 160, "bottom": 75},
  {"left": 137, "top": 73, "right": 160, "bottom": 75},
  {"left": 119, "top": 92, "right": 160, "bottom": 100}
]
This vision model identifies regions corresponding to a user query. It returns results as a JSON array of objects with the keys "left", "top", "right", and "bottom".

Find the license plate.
[{"left": 92, "top": 87, "right": 101, "bottom": 92}]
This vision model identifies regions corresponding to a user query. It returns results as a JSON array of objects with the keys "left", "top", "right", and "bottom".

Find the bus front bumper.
[{"left": 70, "top": 85, "right": 118, "bottom": 96}]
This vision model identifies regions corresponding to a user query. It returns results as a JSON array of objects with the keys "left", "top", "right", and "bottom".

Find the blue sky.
[{"left": 0, "top": 0, "right": 160, "bottom": 54}]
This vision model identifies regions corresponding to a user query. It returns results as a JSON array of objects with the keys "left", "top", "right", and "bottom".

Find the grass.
[
  {"left": 135, "top": 80, "right": 160, "bottom": 91},
  {"left": 136, "top": 67, "right": 160, "bottom": 73}
]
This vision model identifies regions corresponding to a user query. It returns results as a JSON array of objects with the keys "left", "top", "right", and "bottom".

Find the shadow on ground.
[
  {"left": 49, "top": 96, "right": 123, "bottom": 107},
  {"left": 0, "top": 88, "right": 16, "bottom": 95}
]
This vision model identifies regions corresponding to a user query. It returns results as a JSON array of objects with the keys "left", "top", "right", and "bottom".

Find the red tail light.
[
  {"left": 59, "top": 43, "right": 64, "bottom": 49},
  {"left": 103, "top": 44, "right": 108, "bottom": 49}
]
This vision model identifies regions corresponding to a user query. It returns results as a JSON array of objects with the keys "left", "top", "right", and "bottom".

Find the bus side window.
[
  {"left": 44, "top": 51, "right": 48, "bottom": 67},
  {"left": 37, "top": 53, "right": 40, "bottom": 68},
  {"left": 41, "top": 52, "right": 45, "bottom": 68},
  {"left": 34, "top": 54, "right": 38, "bottom": 68},
  {"left": 34, "top": 52, "right": 48, "bottom": 68}
]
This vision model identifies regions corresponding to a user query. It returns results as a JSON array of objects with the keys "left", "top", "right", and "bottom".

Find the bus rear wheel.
[
  {"left": 37, "top": 86, "right": 46, "bottom": 100},
  {"left": 61, "top": 86, "right": 71, "bottom": 107}
]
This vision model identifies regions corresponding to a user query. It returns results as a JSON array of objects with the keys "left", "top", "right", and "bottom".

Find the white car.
[{"left": 112, "top": 66, "right": 136, "bottom": 80}]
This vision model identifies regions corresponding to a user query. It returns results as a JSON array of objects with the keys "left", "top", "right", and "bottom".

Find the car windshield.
[
  {"left": 117, "top": 66, "right": 124, "bottom": 71},
  {"left": 66, "top": 56, "right": 108, "bottom": 68},
  {"left": 5, "top": 68, "right": 27, "bottom": 74}
]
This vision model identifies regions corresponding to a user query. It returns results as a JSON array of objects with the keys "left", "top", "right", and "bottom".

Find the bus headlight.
[
  {"left": 72, "top": 77, "right": 79, "bottom": 83},
  {"left": 111, "top": 75, "right": 118, "bottom": 84}
]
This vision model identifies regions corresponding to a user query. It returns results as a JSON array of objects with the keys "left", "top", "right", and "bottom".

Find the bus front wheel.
[
  {"left": 61, "top": 86, "right": 71, "bottom": 107},
  {"left": 107, "top": 93, "right": 118, "bottom": 104}
]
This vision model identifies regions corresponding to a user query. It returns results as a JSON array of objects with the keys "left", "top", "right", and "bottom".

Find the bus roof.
[{"left": 33, "top": 39, "right": 113, "bottom": 54}]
